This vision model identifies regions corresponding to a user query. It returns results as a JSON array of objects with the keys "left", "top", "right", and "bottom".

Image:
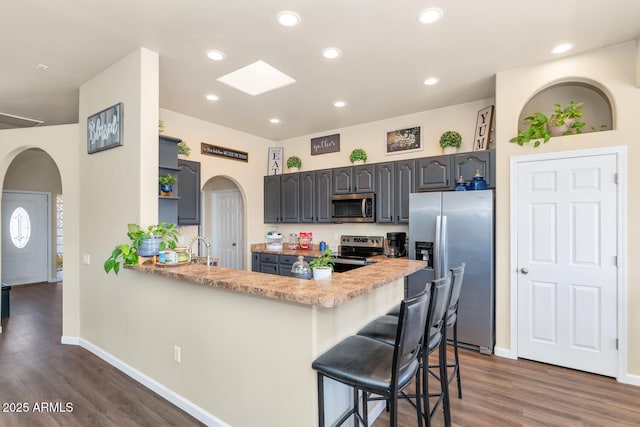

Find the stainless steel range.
[{"left": 334, "top": 235, "right": 384, "bottom": 272}]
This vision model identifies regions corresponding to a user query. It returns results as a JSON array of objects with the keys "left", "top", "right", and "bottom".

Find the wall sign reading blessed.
[
  {"left": 311, "top": 133, "right": 340, "bottom": 155},
  {"left": 201, "top": 142, "right": 248, "bottom": 162},
  {"left": 87, "top": 102, "right": 123, "bottom": 154}
]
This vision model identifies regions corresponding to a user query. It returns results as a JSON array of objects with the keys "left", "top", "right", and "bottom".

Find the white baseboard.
[
  {"left": 493, "top": 346, "right": 516, "bottom": 359},
  {"left": 61, "top": 336, "right": 229, "bottom": 427},
  {"left": 368, "top": 400, "right": 385, "bottom": 426},
  {"left": 618, "top": 372, "right": 640, "bottom": 387}
]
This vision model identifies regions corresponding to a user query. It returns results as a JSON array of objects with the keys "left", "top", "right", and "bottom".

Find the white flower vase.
[
  {"left": 353, "top": 160, "right": 365, "bottom": 165},
  {"left": 443, "top": 146, "right": 458, "bottom": 155},
  {"left": 289, "top": 167, "right": 299, "bottom": 172},
  {"left": 312, "top": 267, "right": 332, "bottom": 280}
]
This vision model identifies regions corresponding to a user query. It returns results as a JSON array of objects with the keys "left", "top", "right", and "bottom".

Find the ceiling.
[{"left": 1, "top": 1, "right": 640, "bottom": 140}]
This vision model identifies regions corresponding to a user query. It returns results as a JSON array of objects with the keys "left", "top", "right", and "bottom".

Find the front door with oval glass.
[{"left": 2, "top": 191, "right": 49, "bottom": 285}]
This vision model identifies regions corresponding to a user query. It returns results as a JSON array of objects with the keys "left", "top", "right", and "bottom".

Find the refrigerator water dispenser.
[{"left": 414, "top": 241, "right": 433, "bottom": 268}]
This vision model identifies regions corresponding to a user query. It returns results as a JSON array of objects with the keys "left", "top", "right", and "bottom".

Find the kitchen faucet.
[{"left": 188, "top": 236, "right": 211, "bottom": 266}]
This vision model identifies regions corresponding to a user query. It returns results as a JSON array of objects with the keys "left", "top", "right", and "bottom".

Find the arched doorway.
[
  {"left": 202, "top": 177, "right": 244, "bottom": 270},
  {"left": 2, "top": 148, "right": 62, "bottom": 285}
]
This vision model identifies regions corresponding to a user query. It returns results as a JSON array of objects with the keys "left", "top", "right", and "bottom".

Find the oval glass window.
[{"left": 10, "top": 206, "right": 31, "bottom": 249}]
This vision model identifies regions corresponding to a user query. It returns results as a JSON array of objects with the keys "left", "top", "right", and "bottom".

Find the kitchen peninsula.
[{"left": 128, "top": 257, "right": 425, "bottom": 426}]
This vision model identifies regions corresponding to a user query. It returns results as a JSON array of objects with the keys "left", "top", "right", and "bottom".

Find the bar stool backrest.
[
  {"left": 393, "top": 286, "right": 432, "bottom": 383},
  {"left": 424, "top": 273, "right": 453, "bottom": 354},
  {"left": 447, "top": 263, "right": 466, "bottom": 327}
]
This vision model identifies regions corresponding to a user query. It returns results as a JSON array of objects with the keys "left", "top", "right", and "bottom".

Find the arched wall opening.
[{"left": 201, "top": 176, "right": 246, "bottom": 270}]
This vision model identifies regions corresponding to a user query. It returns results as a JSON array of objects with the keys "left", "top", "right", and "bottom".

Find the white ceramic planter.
[
  {"left": 352, "top": 160, "right": 365, "bottom": 165},
  {"left": 289, "top": 167, "right": 299, "bottom": 172},
  {"left": 443, "top": 146, "right": 458, "bottom": 155},
  {"left": 312, "top": 267, "right": 332, "bottom": 280}
]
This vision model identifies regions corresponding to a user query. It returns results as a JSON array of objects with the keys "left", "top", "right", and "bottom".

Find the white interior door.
[
  {"left": 515, "top": 153, "right": 618, "bottom": 376},
  {"left": 209, "top": 189, "right": 243, "bottom": 269},
  {"left": 2, "top": 191, "right": 50, "bottom": 285}
]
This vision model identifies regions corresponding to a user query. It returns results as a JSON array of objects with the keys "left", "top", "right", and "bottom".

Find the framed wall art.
[
  {"left": 385, "top": 125, "right": 422, "bottom": 155},
  {"left": 473, "top": 105, "right": 494, "bottom": 151},
  {"left": 311, "top": 133, "right": 340, "bottom": 155},
  {"left": 87, "top": 102, "right": 123, "bottom": 154}
]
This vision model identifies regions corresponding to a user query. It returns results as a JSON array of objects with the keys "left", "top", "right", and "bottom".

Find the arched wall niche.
[{"left": 517, "top": 79, "right": 614, "bottom": 134}]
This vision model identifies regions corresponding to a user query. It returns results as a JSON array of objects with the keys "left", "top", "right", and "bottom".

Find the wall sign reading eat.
[{"left": 311, "top": 133, "right": 340, "bottom": 155}]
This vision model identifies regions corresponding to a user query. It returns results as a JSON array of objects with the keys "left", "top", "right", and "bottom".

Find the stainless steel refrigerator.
[{"left": 408, "top": 190, "right": 495, "bottom": 354}]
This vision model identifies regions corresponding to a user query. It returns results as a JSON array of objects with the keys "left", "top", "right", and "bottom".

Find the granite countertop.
[{"left": 128, "top": 255, "right": 426, "bottom": 308}]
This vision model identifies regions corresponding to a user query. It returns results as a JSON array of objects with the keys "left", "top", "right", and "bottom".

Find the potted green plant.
[
  {"left": 548, "top": 101, "right": 585, "bottom": 136},
  {"left": 509, "top": 112, "right": 551, "bottom": 148},
  {"left": 439, "top": 130, "right": 462, "bottom": 154},
  {"left": 309, "top": 248, "right": 335, "bottom": 280},
  {"left": 287, "top": 155, "right": 302, "bottom": 172},
  {"left": 177, "top": 141, "right": 191, "bottom": 156},
  {"left": 159, "top": 174, "right": 177, "bottom": 196},
  {"left": 158, "top": 119, "right": 165, "bottom": 134},
  {"left": 349, "top": 148, "right": 367, "bottom": 164},
  {"left": 104, "top": 223, "right": 179, "bottom": 274}
]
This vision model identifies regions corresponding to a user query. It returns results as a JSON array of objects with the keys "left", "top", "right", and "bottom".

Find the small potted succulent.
[
  {"left": 349, "top": 148, "right": 368, "bottom": 164},
  {"left": 177, "top": 141, "right": 191, "bottom": 157},
  {"left": 439, "top": 130, "right": 462, "bottom": 154},
  {"left": 309, "top": 248, "right": 335, "bottom": 280},
  {"left": 158, "top": 173, "right": 177, "bottom": 196},
  {"left": 287, "top": 155, "right": 302, "bottom": 172}
]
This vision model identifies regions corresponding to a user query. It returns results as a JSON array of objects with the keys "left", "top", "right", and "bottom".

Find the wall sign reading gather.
[{"left": 311, "top": 133, "right": 340, "bottom": 155}]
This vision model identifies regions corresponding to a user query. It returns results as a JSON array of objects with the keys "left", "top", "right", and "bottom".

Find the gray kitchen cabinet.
[
  {"left": 281, "top": 173, "right": 300, "bottom": 223},
  {"left": 354, "top": 164, "right": 375, "bottom": 193},
  {"left": 264, "top": 175, "right": 281, "bottom": 223},
  {"left": 251, "top": 253, "right": 260, "bottom": 272},
  {"left": 299, "top": 171, "right": 315, "bottom": 223},
  {"left": 332, "top": 167, "right": 353, "bottom": 194},
  {"left": 395, "top": 159, "right": 415, "bottom": 223},
  {"left": 158, "top": 135, "right": 181, "bottom": 224},
  {"left": 451, "top": 150, "right": 494, "bottom": 188},
  {"left": 415, "top": 155, "right": 451, "bottom": 191},
  {"left": 315, "top": 169, "right": 332, "bottom": 223},
  {"left": 332, "top": 165, "right": 375, "bottom": 194},
  {"left": 259, "top": 253, "right": 279, "bottom": 275},
  {"left": 177, "top": 159, "right": 201, "bottom": 225},
  {"left": 375, "top": 162, "right": 395, "bottom": 223}
]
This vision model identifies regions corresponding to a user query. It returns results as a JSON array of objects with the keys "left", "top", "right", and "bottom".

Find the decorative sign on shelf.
[
  {"left": 385, "top": 125, "right": 422, "bottom": 155},
  {"left": 267, "top": 147, "right": 284, "bottom": 175},
  {"left": 473, "top": 105, "right": 494, "bottom": 151},
  {"left": 201, "top": 142, "right": 249, "bottom": 162},
  {"left": 87, "top": 102, "right": 123, "bottom": 154},
  {"left": 311, "top": 133, "right": 340, "bottom": 155}
]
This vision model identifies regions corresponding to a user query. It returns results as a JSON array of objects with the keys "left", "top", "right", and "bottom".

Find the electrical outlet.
[
  {"left": 82, "top": 254, "right": 91, "bottom": 265},
  {"left": 174, "top": 346, "right": 181, "bottom": 363},
  {"left": 333, "top": 232, "right": 339, "bottom": 240}
]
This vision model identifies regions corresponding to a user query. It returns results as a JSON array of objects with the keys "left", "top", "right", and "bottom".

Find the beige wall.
[
  {"left": 0, "top": 125, "right": 81, "bottom": 335},
  {"left": 495, "top": 40, "right": 640, "bottom": 377}
]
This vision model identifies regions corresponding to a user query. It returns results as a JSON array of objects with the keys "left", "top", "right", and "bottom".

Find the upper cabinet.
[
  {"left": 333, "top": 165, "right": 375, "bottom": 194},
  {"left": 158, "top": 135, "right": 181, "bottom": 224},
  {"left": 177, "top": 159, "right": 201, "bottom": 226},
  {"left": 415, "top": 155, "right": 451, "bottom": 191},
  {"left": 451, "top": 151, "right": 494, "bottom": 188}
]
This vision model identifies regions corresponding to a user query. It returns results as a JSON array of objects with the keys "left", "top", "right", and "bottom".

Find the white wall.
[{"left": 495, "top": 40, "right": 640, "bottom": 377}]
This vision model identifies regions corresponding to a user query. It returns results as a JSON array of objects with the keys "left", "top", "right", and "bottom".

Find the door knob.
[{"left": 520, "top": 268, "right": 529, "bottom": 274}]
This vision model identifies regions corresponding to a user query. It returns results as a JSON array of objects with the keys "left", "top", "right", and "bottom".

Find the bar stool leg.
[
  {"left": 317, "top": 372, "right": 325, "bottom": 427},
  {"left": 453, "top": 322, "right": 462, "bottom": 398},
  {"left": 439, "top": 339, "right": 452, "bottom": 427}
]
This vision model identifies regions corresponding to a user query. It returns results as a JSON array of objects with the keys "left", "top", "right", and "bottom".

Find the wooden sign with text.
[
  {"left": 311, "top": 134, "right": 340, "bottom": 155},
  {"left": 201, "top": 142, "right": 248, "bottom": 162}
]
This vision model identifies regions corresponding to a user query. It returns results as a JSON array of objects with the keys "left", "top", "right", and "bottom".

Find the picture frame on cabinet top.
[{"left": 385, "top": 125, "right": 422, "bottom": 155}]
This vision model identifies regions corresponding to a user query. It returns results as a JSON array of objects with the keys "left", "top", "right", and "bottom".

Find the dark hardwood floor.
[
  {"left": 0, "top": 282, "right": 204, "bottom": 427},
  {"left": 372, "top": 346, "right": 640, "bottom": 427}
]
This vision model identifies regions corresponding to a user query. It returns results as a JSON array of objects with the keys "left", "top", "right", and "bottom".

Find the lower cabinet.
[{"left": 252, "top": 253, "right": 313, "bottom": 277}]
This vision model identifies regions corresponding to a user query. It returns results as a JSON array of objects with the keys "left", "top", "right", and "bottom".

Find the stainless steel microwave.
[{"left": 330, "top": 193, "right": 375, "bottom": 223}]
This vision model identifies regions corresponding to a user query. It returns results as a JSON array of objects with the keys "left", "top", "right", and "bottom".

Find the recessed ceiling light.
[
  {"left": 322, "top": 47, "right": 342, "bottom": 59},
  {"left": 206, "top": 94, "right": 219, "bottom": 101},
  {"left": 270, "top": 118, "right": 281, "bottom": 124},
  {"left": 207, "top": 50, "right": 226, "bottom": 61},
  {"left": 551, "top": 43, "right": 573, "bottom": 54},
  {"left": 334, "top": 101, "right": 346, "bottom": 108},
  {"left": 417, "top": 8, "right": 443, "bottom": 24},
  {"left": 277, "top": 11, "right": 300, "bottom": 27},
  {"left": 423, "top": 77, "right": 440, "bottom": 86}
]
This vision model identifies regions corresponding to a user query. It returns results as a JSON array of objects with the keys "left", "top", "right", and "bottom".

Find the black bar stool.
[
  {"left": 357, "top": 273, "right": 453, "bottom": 427},
  {"left": 312, "top": 287, "right": 432, "bottom": 427}
]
